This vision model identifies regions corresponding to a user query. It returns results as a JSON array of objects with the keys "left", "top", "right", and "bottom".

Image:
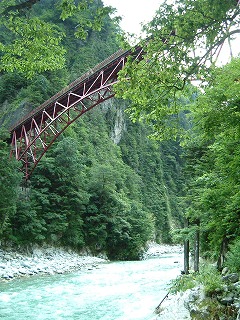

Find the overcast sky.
[{"left": 102, "top": 0, "right": 161, "bottom": 36}]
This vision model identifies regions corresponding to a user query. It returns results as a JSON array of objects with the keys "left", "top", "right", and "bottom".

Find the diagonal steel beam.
[{"left": 10, "top": 45, "right": 144, "bottom": 179}]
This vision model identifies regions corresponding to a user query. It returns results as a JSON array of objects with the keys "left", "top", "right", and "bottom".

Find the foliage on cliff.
[{"left": 0, "top": 0, "right": 184, "bottom": 259}]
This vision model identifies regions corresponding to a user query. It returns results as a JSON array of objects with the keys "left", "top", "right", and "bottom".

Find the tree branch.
[{"left": 183, "top": 28, "right": 240, "bottom": 83}]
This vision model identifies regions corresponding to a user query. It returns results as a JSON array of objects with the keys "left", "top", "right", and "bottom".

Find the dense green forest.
[
  {"left": 0, "top": 0, "right": 184, "bottom": 260},
  {"left": 0, "top": 0, "right": 239, "bottom": 267}
]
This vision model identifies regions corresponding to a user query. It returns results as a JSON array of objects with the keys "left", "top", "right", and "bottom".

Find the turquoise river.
[{"left": 0, "top": 252, "right": 183, "bottom": 320}]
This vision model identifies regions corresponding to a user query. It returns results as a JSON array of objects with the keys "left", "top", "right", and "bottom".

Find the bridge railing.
[{"left": 10, "top": 46, "right": 142, "bottom": 133}]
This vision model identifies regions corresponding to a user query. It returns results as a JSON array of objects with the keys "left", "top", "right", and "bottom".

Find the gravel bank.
[
  {"left": 142, "top": 242, "right": 183, "bottom": 259},
  {"left": 0, "top": 246, "right": 107, "bottom": 281}
]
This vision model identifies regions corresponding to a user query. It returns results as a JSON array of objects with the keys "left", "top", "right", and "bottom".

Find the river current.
[{"left": 0, "top": 253, "right": 183, "bottom": 320}]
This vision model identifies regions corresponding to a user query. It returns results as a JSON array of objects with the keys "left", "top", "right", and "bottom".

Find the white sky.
[{"left": 102, "top": 0, "right": 161, "bottom": 36}]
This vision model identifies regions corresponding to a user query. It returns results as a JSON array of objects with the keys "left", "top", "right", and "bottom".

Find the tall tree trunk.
[
  {"left": 184, "top": 218, "right": 189, "bottom": 274},
  {"left": 194, "top": 220, "right": 200, "bottom": 272},
  {"left": 184, "top": 239, "right": 190, "bottom": 274},
  {"left": 217, "top": 237, "right": 228, "bottom": 271}
]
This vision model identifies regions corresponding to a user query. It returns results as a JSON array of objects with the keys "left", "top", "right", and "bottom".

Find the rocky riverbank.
[
  {"left": 145, "top": 243, "right": 240, "bottom": 319},
  {"left": 155, "top": 290, "right": 191, "bottom": 319},
  {"left": 185, "top": 272, "right": 240, "bottom": 320},
  {"left": 142, "top": 242, "right": 183, "bottom": 259},
  {"left": 156, "top": 274, "right": 240, "bottom": 320},
  {"left": 0, "top": 246, "right": 107, "bottom": 281},
  {"left": 156, "top": 268, "right": 240, "bottom": 320},
  {"left": 0, "top": 242, "right": 183, "bottom": 282}
]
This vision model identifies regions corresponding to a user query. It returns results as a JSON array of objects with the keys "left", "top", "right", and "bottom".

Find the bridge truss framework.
[{"left": 10, "top": 47, "right": 143, "bottom": 179}]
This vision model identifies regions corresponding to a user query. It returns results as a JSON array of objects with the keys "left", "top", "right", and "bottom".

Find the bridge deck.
[{"left": 10, "top": 46, "right": 138, "bottom": 135}]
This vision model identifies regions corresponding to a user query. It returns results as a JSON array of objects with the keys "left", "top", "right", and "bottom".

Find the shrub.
[
  {"left": 170, "top": 264, "right": 223, "bottom": 296},
  {"left": 170, "top": 273, "right": 196, "bottom": 294},
  {"left": 224, "top": 239, "right": 240, "bottom": 273},
  {"left": 197, "top": 264, "right": 223, "bottom": 296}
]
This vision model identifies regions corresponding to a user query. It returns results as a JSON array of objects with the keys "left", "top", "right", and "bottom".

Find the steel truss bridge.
[{"left": 9, "top": 46, "right": 143, "bottom": 179}]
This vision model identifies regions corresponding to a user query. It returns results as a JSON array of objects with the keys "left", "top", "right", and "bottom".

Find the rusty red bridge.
[{"left": 9, "top": 46, "right": 143, "bottom": 179}]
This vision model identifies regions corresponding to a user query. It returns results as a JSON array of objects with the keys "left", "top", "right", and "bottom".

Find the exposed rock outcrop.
[
  {"left": 183, "top": 272, "right": 240, "bottom": 319},
  {"left": 157, "top": 266, "right": 240, "bottom": 319},
  {"left": 110, "top": 106, "right": 126, "bottom": 144}
]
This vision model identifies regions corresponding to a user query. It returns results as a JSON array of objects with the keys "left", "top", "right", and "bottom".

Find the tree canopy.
[
  {"left": 0, "top": 0, "right": 114, "bottom": 77},
  {"left": 115, "top": 0, "right": 240, "bottom": 262},
  {"left": 116, "top": 0, "right": 240, "bottom": 140},
  {"left": 184, "top": 58, "right": 240, "bottom": 257}
]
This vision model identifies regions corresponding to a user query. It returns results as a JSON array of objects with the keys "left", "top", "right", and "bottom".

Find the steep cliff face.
[
  {"left": 110, "top": 107, "right": 126, "bottom": 145},
  {"left": 99, "top": 98, "right": 127, "bottom": 145}
]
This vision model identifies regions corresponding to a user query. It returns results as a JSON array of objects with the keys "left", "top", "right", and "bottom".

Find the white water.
[{"left": 0, "top": 253, "right": 183, "bottom": 320}]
